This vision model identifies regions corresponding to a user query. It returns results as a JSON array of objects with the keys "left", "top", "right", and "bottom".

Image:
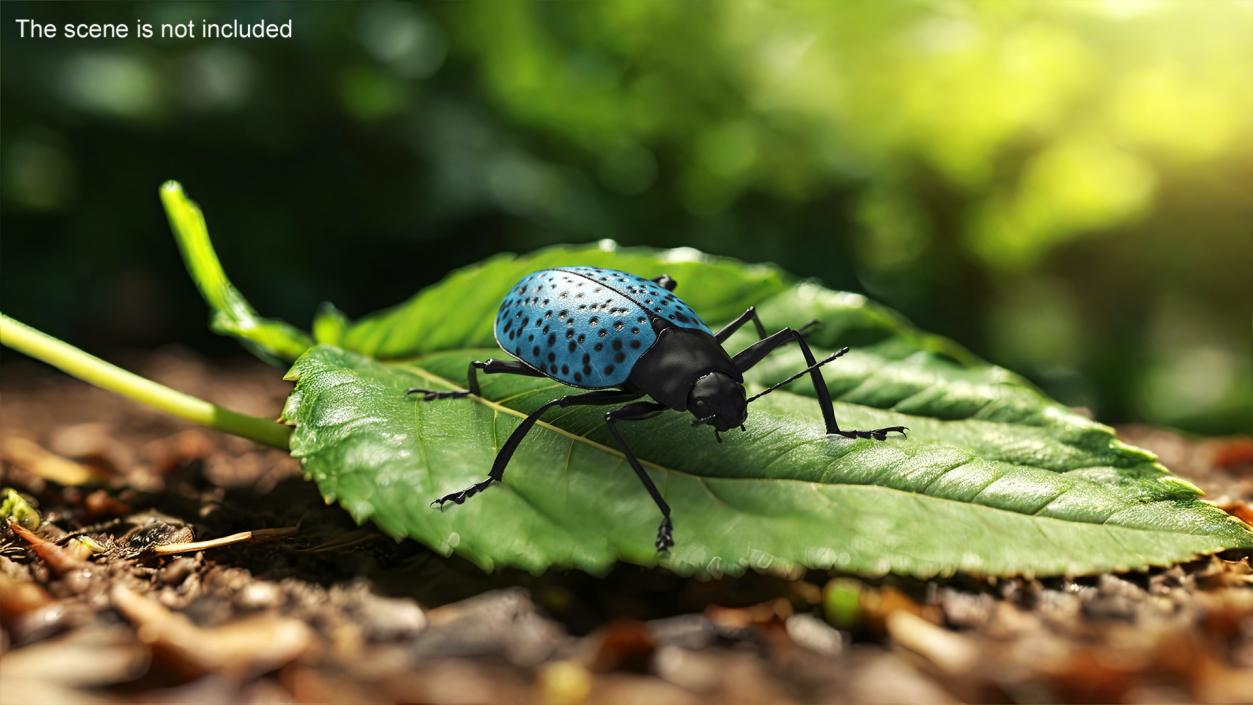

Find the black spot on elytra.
[
  {"left": 614, "top": 352, "right": 626, "bottom": 363},
  {"left": 630, "top": 340, "right": 641, "bottom": 349},
  {"left": 612, "top": 340, "right": 623, "bottom": 350},
  {"left": 604, "top": 365, "right": 615, "bottom": 375}
]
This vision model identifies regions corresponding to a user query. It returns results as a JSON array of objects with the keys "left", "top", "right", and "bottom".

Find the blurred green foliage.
[{"left": 2, "top": 0, "right": 1250, "bottom": 433}]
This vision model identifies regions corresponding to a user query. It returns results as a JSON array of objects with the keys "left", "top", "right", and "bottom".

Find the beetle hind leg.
[
  {"left": 429, "top": 390, "right": 642, "bottom": 511},
  {"left": 407, "top": 358, "right": 544, "bottom": 402}
]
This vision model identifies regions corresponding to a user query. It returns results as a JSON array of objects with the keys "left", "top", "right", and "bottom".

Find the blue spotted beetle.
[{"left": 408, "top": 266, "right": 905, "bottom": 551}]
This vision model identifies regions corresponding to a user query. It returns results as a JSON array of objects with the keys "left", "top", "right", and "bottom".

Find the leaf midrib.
[
  {"left": 397, "top": 340, "right": 1166, "bottom": 478},
  {"left": 392, "top": 358, "right": 1231, "bottom": 542}
]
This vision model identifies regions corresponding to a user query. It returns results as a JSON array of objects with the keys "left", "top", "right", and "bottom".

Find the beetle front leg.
[
  {"left": 732, "top": 330, "right": 905, "bottom": 440},
  {"left": 650, "top": 274, "right": 677, "bottom": 291}
]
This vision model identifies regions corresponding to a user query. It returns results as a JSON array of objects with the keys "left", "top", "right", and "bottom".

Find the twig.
[{"left": 150, "top": 526, "right": 299, "bottom": 556}]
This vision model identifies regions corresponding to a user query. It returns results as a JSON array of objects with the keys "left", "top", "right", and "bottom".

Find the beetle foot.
[
  {"left": 407, "top": 387, "right": 470, "bottom": 401},
  {"left": 431, "top": 478, "right": 496, "bottom": 509},
  {"left": 831, "top": 426, "right": 907, "bottom": 441},
  {"left": 655, "top": 516, "right": 674, "bottom": 553}
]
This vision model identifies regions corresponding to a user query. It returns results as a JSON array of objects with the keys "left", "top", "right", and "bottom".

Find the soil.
[{"left": 1, "top": 350, "right": 1251, "bottom": 704}]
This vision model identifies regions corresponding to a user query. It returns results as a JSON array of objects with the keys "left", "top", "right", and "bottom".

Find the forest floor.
[{"left": 1, "top": 350, "right": 1251, "bottom": 705}]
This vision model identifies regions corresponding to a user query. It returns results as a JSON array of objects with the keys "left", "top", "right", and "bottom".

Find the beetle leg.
[
  {"left": 732, "top": 329, "right": 905, "bottom": 440},
  {"left": 603, "top": 401, "right": 674, "bottom": 552},
  {"left": 714, "top": 306, "right": 767, "bottom": 342},
  {"left": 650, "top": 274, "right": 678, "bottom": 292},
  {"left": 407, "top": 358, "right": 544, "bottom": 400},
  {"left": 431, "top": 390, "right": 642, "bottom": 509},
  {"left": 715, "top": 306, "right": 821, "bottom": 344}
]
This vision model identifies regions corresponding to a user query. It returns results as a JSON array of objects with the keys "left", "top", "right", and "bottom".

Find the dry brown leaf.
[
  {"left": 1212, "top": 438, "right": 1253, "bottom": 472},
  {"left": 862, "top": 585, "right": 939, "bottom": 635},
  {"left": 0, "top": 626, "right": 149, "bottom": 687},
  {"left": 705, "top": 598, "right": 792, "bottom": 632},
  {"left": 1218, "top": 499, "right": 1253, "bottom": 527},
  {"left": 887, "top": 610, "right": 979, "bottom": 676},
  {"left": 2, "top": 437, "right": 103, "bottom": 486},
  {"left": 110, "top": 584, "right": 311, "bottom": 678},
  {"left": 589, "top": 620, "right": 657, "bottom": 673},
  {"left": 6, "top": 518, "right": 92, "bottom": 577},
  {"left": 0, "top": 572, "right": 54, "bottom": 619}
]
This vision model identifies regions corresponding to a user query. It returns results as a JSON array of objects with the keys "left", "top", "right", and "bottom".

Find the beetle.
[{"left": 407, "top": 266, "right": 905, "bottom": 551}]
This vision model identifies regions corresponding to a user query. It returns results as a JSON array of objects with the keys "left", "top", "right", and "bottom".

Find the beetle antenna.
[
  {"left": 714, "top": 430, "right": 722, "bottom": 443},
  {"left": 746, "top": 347, "right": 849, "bottom": 404}
]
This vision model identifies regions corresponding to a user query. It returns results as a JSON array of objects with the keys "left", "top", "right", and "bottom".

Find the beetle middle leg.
[
  {"left": 407, "top": 358, "right": 543, "bottom": 400},
  {"left": 431, "top": 389, "right": 642, "bottom": 509},
  {"left": 715, "top": 306, "right": 819, "bottom": 344},
  {"left": 732, "top": 329, "right": 906, "bottom": 440},
  {"left": 603, "top": 401, "right": 674, "bottom": 552}
]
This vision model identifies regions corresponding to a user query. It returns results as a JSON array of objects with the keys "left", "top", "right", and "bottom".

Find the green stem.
[{"left": 1, "top": 313, "right": 291, "bottom": 449}]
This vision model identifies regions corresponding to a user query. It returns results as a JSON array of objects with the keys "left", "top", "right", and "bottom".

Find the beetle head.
[{"left": 688, "top": 371, "right": 747, "bottom": 433}]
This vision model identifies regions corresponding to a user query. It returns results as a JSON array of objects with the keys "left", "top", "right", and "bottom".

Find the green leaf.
[
  {"left": 160, "top": 184, "right": 1249, "bottom": 576},
  {"left": 160, "top": 181, "right": 313, "bottom": 363},
  {"left": 275, "top": 250, "right": 1252, "bottom": 577}
]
